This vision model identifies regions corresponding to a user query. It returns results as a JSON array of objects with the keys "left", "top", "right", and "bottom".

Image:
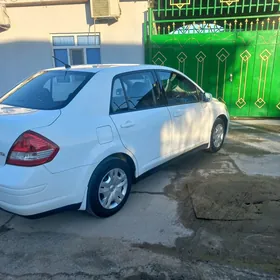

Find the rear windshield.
[{"left": 0, "top": 70, "right": 94, "bottom": 110}]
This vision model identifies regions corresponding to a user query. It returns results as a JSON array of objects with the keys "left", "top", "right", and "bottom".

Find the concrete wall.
[{"left": 0, "top": 1, "right": 148, "bottom": 95}]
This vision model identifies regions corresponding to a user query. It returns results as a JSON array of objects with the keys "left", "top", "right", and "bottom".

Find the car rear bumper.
[{"left": 0, "top": 164, "right": 95, "bottom": 216}]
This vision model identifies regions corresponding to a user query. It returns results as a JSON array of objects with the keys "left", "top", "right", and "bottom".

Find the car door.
[
  {"left": 156, "top": 70, "right": 203, "bottom": 154},
  {"left": 110, "top": 70, "right": 172, "bottom": 175}
]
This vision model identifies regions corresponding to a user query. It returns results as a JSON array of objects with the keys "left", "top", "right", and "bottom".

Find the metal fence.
[{"left": 145, "top": 0, "right": 280, "bottom": 117}]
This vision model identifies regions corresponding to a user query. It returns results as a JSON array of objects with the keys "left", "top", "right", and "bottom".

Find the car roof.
[{"left": 45, "top": 64, "right": 175, "bottom": 75}]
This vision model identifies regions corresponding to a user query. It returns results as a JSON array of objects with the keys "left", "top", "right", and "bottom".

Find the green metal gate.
[{"left": 145, "top": 0, "right": 280, "bottom": 117}]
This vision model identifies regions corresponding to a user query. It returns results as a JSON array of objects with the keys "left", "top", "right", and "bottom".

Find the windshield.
[{"left": 0, "top": 70, "right": 94, "bottom": 110}]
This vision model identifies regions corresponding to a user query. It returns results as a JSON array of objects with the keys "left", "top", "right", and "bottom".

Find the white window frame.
[{"left": 50, "top": 32, "right": 101, "bottom": 67}]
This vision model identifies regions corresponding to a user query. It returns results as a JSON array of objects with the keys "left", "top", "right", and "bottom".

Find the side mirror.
[{"left": 204, "top": 92, "right": 213, "bottom": 102}]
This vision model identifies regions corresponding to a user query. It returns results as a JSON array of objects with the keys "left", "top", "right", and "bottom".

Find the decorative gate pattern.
[
  {"left": 195, "top": 51, "right": 206, "bottom": 87},
  {"left": 216, "top": 48, "right": 230, "bottom": 103},
  {"left": 255, "top": 49, "right": 271, "bottom": 109},
  {"left": 236, "top": 50, "right": 251, "bottom": 109},
  {"left": 145, "top": 0, "right": 280, "bottom": 117}
]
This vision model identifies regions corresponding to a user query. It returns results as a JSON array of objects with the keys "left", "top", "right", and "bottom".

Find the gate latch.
[{"left": 229, "top": 74, "right": 233, "bottom": 82}]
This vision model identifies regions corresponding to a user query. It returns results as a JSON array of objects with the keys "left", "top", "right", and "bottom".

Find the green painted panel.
[
  {"left": 249, "top": 31, "right": 278, "bottom": 117},
  {"left": 267, "top": 31, "right": 280, "bottom": 117},
  {"left": 146, "top": 29, "right": 280, "bottom": 117},
  {"left": 230, "top": 31, "right": 258, "bottom": 117},
  {"left": 208, "top": 32, "right": 236, "bottom": 109}
]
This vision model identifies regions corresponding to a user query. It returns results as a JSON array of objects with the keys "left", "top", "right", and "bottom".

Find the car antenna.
[{"left": 52, "top": 56, "right": 71, "bottom": 69}]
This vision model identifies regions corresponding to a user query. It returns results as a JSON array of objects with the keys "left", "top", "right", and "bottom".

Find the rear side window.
[
  {"left": 122, "top": 71, "right": 157, "bottom": 110},
  {"left": 111, "top": 78, "right": 128, "bottom": 113},
  {"left": 0, "top": 70, "right": 94, "bottom": 110},
  {"left": 111, "top": 71, "right": 164, "bottom": 114}
]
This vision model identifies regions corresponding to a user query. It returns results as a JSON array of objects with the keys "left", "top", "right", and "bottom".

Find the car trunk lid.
[{"left": 0, "top": 104, "right": 60, "bottom": 167}]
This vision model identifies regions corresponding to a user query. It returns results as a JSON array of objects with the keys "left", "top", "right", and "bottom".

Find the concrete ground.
[{"left": 0, "top": 120, "right": 280, "bottom": 279}]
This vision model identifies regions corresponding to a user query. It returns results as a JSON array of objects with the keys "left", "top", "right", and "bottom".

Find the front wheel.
[
  {"left": 86, "top": 158, "right": 132, "bottom": 217},
  {"left": 208, "top": 118, "right": 225, "bottom": 153}
]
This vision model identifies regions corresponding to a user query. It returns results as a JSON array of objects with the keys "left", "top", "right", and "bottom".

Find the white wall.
[{"left": 0, "top": 1, "right": 148, "bottom": 95}]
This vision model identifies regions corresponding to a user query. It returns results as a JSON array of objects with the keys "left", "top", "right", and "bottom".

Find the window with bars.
[{"left": 52, "top": 33, "right": 101, "bottom": 67}]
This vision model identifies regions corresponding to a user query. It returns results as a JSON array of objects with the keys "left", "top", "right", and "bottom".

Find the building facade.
[{"left": 0, "top": 0, "right": 148, "bottom": 95}]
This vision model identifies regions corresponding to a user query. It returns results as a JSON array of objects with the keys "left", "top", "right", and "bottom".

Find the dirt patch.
[
  {"left": 189, "top": 176, "right": 280, "bottom": 221},
  {"left": 250, "top": 124, "right": 280, "bottom": 134},
  {"left": 227, "top": 128, "right": 276, "bottom": 146},
  {"left": 229, "top": 128, "right": 267, "bottom": 138},
  {"left": 161, "top": 168, "right": 280, "bottom": 275},
  {"left": 223, "top": 143, "right": 272, "bottom": 156},
  {"left": 175, "top": 231, "right": 280, "bottom": 274},
  {"left": 134, "top": 132, "right": 280, "bottom": 275},
  {"left": 132, "top": 243, "right": 178, "bottom": 258},
  {"left": 124, "top": 273, "right": 167, "bottom": 280}
]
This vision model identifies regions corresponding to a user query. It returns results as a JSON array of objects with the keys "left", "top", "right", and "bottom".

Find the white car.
[{"left": 0, "top": 64, "right": 229, "bottom": 217}]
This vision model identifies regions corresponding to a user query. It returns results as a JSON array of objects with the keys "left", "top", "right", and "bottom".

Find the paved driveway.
[{"left": 0, "top": 121, "right": 280, "bottom": 279}]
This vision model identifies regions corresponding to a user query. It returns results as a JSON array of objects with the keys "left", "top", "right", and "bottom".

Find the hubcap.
[
  {"left": 98, "top": 168, "right": 128, "bottom": 210},
  {"left": 213, "top": 124, "right": 224, "bottom": 148}
]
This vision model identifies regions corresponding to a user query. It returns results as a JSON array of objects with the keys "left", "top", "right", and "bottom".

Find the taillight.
[{"left": 7, "top": 131, "right": 59, "bottom": 167}]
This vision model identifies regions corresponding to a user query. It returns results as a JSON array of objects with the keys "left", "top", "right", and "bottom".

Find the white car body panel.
[
  {"left": 0, "top": 64, "right": 229, "bottom": 216},
  {"left": 203, "top": 98, "right": 230, "bottom": 146},
  {"left": 0, "top": 163, "right": 96, "bottom": 215},
  {"left": 111, "top": 107, "right": 172, "bottom": 175},
  {"left": 167, "top": 103, "right": 204, "bottom": 155}
]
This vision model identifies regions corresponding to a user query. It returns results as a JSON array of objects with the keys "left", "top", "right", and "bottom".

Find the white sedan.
[{"left": 0, "top": 64, "right": 229, "bottom": 217}]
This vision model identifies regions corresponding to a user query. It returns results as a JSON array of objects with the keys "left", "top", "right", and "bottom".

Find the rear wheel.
[
  {"left": 86, "top": 158, "right": 132, "bottom": 217},
  {"left": 208, "top": 118, "right": 225, "bottom": 153}
]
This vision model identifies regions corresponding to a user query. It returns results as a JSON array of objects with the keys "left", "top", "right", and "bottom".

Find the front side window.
[
  {"left": 120, "top": 71, "right": 158, "bottom": 110},
  {"left": 0, "top": 71, "right": 94, "bottom": 110},
  {"left": 157, "top": 71, "right": 200, "bottom": 105}
]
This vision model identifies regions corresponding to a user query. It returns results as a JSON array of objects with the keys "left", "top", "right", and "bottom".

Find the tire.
[
  {"left": 86, "top": 157, "right": 132, "bottom": 218},
  {"left": 208, "top": 118, "right": 226, "bottom": 153}
]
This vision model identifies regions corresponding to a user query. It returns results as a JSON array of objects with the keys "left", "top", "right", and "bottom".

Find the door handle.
[
  {"left": 120, "top": 120, "right": 135, "bottom": 128},
  {"left": 173, "top": 110, "right": 184, "bottom": 117}
]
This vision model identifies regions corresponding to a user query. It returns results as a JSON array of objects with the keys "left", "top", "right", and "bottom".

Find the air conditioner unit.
[
  {"left": 0, "top": 4, "right": 10, "bottom": 32},
  {"left": 90, "top": 0, "right": 121, "bottom": 19}
]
